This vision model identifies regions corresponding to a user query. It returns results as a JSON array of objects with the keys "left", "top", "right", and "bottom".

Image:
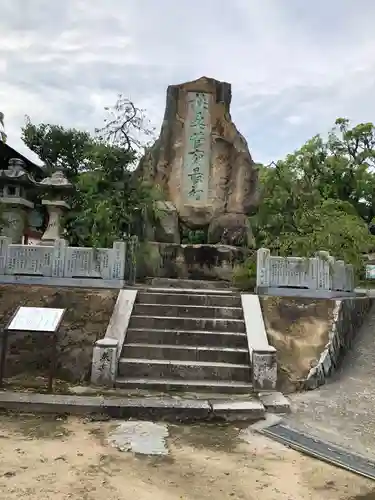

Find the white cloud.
[
  {"left": 284, "top": 116, "right": 304, "bottom": 126},
  {"left": 1, "top": 0, "right": 375, "bottom": 165}
]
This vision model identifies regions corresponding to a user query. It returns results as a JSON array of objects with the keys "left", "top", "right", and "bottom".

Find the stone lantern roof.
[
  {"left": 39, "top": 170, "right": 73, "bottom": 200},
  {"left": 39, "top": 169, "right": 72, "bottom": 189},
  {"left": 0, "top": 158, "right": 38, "bottom": 185}
]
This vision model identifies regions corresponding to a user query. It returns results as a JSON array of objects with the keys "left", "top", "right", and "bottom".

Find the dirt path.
[{"left": 0, "top": 414, "right": 372, "bottom": 499}]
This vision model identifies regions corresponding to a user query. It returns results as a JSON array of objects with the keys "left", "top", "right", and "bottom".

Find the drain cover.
[{"left": 259, "top": 423, "right": 375, "bottom": 480}]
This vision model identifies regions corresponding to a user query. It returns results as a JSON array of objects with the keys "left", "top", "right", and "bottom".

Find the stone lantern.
[
  {"left": 39, "top": 169, "right": 73, "bottom": 244},
  {"left": 0, "top": 158, "right": 37, "bottom": 243}
]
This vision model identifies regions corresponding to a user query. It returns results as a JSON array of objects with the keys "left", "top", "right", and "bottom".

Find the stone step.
[
  {"left": 145, "top": 278, "right": 232, "bottom": 290},
  {"left": 122, "top": 343, "right": 250, "bottom": 364},
  {"left": 125, "top": 328, "right": 248, "bottom": 347},
  {"left": 129, "top": 315, "right": 246, "bottom": 333},
  {"left": 118, "top": 358, "right": 251, "bottom": 381},
  {"left": 115, "top": 377, "right": 254, "bottom": 394},
  {"left": 132, "top": 303, "right": 243, "bottom": 320},
  {"left": 136, "top": 291, "right": 241, "bottom": 308}
]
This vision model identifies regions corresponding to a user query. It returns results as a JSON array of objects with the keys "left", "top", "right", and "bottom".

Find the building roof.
[{"left": 0, "top": 141, "right": 45, "bottom": 180}]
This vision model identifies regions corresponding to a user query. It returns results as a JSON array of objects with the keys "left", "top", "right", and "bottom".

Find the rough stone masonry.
[{"left": 136, "top": 76, "right": 260, "bottom": 246}]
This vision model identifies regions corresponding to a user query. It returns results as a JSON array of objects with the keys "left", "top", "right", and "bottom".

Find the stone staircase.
[{"left": 115, "top": 280, "right": 254, "bottom": 394}]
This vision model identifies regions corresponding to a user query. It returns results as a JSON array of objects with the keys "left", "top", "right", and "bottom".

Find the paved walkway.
[{"left": 287, "top": 304, "right": 375, "bottom": 459}]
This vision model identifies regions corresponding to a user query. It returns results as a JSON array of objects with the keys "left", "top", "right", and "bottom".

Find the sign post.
[{"left": 0, "top": 307, "right": 66, "bottom": 393}]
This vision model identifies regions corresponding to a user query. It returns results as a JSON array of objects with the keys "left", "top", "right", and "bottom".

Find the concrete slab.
[
  {"left": 210, "top": 400, "right": 265, "bottom": 422},
  {"left": 0, "top": 391, "right": 211, "bottom": 422},
  {"left": 108, "top": 421, "right": 169, "bottom": 456},
  {"left": 259, "top": 391, "right": 291, "bottom": 414},
  {"left": 0, "top": 391, "right": 270, "bottom": 423}
]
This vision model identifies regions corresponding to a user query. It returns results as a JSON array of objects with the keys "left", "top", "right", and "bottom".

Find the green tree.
[
  {"left": 21, "top": 96, "right": 158, "bottom": 248},
  {"left": 22, "top": 117, "right": 93, "bottom": 180},
  {"left": 325, "top": 118, "right": 375, "bottom": 222},
  {"left": 65, "top": 142, "right": 159, "bottom": 248},
  {"left": 252, "top": 119, "right": 375, "bottom": 273}
]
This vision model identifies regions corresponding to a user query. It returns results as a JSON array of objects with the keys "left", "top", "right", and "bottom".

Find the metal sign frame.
[{"left": 0, "top": 306, "right": 66, "bottom": 393}]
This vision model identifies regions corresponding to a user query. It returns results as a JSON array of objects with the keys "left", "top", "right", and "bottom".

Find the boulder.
[
  {"left": 208, "top": 213, "right": 254, "bottom": 247},
  {"left": 154, "top": 200, "right": 180, "bottom": 243},
  {"left": 137, "top": 76, "right": 259, "bottom": 246}
]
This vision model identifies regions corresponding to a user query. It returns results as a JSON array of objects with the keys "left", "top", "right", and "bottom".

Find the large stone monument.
[{"left": 136, "top": 76, "right": 260, "bottom": 281}]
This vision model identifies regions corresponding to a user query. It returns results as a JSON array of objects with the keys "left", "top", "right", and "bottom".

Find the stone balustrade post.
[
  {"left": 0, "top": 236, "right": 10, "bottom": 274},
  {"left": 315, "top": 251, "right": 331, "bottom": 290},
  {"left": 91, "top": 338, "right": 118, "bottom": 387},
  {"left": 256, "top": 248, "right": 270, "bottom": 289}
]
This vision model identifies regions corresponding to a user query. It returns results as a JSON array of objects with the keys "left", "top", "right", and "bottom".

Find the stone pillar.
[
  {"left": 91, "top": 337, "right": 118, "bottom": 387},
  {"left": 308, "top": 256, "right": 319, "bottom": 290},
  {"left": 41, "top": 200, "right": 69, "bottom": 244},
  {"left": 111, "top": 241, "right": 127, "bottom": 280},
  {"left": 315, "top": 251, "right": 331, "bottom": 291},
  {"left": 252, "top": 349, "right": 277, "bottom": 391},
  {"left": 332, "top": 260, "right": 345, "bottom": 291},
  {"left": 51, "top": 239, "right": 67, "bottom": 277},
  {"left": 345, "top": 264, "right": 355, "bottom": 292},
  {"left": 256, "top": 248, "right": 270, "bottom": 289},
  {"left": 0, "top": 236, "right": 10, "bottom": 274}
]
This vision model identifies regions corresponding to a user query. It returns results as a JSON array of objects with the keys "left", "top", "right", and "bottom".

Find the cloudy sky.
[{"left": 1, "top": 0, "right": 375, "bottom": 166}]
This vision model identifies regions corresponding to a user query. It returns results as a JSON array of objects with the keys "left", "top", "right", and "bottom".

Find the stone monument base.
[{"left": 137, "top": 242, "right": 251, "bottom": 282}]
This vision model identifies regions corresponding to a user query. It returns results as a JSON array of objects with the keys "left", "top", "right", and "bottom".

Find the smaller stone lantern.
[{"left": 39, "top": 169, "right": 73, "bottom": 245}]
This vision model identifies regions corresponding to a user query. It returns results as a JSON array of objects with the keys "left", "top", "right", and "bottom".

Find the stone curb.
[
  {"left": 258, "top": 392, "right": 291, "bottom": 414},
  {"left": 0, "top": 392, "right": 268, "bottom": 423}
]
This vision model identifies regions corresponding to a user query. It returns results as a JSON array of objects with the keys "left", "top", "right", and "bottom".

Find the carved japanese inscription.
[{"left": 182, "top": 92, "right": 211, "bottom": 203}]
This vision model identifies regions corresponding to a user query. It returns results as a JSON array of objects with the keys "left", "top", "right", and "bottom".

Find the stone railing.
[
  {"left": 0, "top": 237, "right": 126, "bottom": 281},
  {"left": 305, "top": 297, "right": 373, "bottom": 389},
  {"left": 256, "top": 248, "right": 354, "bottom": 293}
]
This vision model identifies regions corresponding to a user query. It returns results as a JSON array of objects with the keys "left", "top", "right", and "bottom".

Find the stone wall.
[
  {"left": 137, "top": 242, "right": 250, "bottom": 282},
  {"left": 261, "top": 297, "right": 335, "bottom": 393},
  {"left": 261, "top": 296, "right": 373, "bottom": 393},
  {"left": 305, "top": 297, "right": 373, "bottom": 389},
  {"left": 0, "top": 285, "right": 117, "bottom": 387}
]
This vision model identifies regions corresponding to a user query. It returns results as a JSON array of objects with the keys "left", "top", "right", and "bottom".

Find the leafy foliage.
[
  {"left": 22, "top": 117, "right": 93, "bottom": 180},
  {"left": 21, "top": 96, "right": 159, "bottom": 248},
  {"left": 232, "top": 257, "right": 256, "bottom": 291},
  {"left": 63, "top": 144, "right": 159, "bottom": 248},
  {"left": 251, "top": 119, "right": 375, "bottom": 274}
]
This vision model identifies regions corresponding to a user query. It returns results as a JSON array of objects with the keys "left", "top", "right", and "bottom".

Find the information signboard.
[{"left": 0, "top": 306, "right": 66, "bottom": 392}]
